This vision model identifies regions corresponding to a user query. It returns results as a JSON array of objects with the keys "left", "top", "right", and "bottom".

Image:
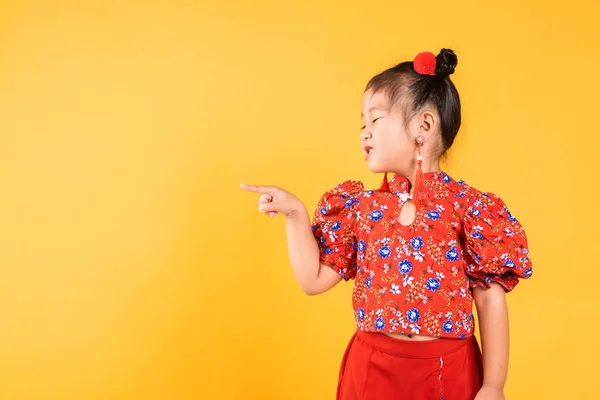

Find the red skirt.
[{"left": 337, "top": 331, "right": 483, "bottom": 400}]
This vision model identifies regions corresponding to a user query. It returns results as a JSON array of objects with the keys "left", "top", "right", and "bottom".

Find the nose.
[{"left": 360, "top": 131, "right": 372, "bottom": 141}]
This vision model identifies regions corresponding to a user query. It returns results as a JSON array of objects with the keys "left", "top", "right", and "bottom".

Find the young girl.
[{"left": 242, "top": 48, "right": 532, "bottom": 400}]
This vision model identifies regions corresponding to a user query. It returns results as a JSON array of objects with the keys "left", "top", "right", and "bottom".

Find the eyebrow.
[{"left": 361, "top": 106, "right": 388, "bottom": 118}]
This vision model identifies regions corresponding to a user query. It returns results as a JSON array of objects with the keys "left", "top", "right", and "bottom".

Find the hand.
[
  {"left": 240, "top": 183, "right": 305, "bottom": 218},
  {"left": 474, "top": 384, "right": 505, "bottom": 400}
]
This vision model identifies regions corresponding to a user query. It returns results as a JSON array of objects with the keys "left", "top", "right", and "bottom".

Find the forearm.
[
  {"left": 285, "top": 206, "right": 322, "bottom": 292},
  {"left": 474, "top": 283, "right": 509, "bottom": 389}
]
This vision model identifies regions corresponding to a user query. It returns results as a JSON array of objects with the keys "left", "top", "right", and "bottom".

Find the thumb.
[
  {"left": 259, "top": 199, "right": 297, "bottom": 218},
  {"left": 258, "top": 201, "right": 281, "bottom": 214}
]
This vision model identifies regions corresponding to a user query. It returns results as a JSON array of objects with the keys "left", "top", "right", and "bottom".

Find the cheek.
[
  {"left": 397, "top": 133, "right": 414, "bottom": 152},
  {"left": 378, "top": 127, "right": 414, "bottom": 158}
]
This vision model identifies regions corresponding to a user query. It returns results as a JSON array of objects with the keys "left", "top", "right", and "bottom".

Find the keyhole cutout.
[{"left": 398, "top": 201, "right": 417, "bottom": 226}]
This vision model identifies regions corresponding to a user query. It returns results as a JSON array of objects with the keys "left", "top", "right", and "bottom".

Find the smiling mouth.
[{"left": 364, "top": 146, "right": 374, "bottom": 155}]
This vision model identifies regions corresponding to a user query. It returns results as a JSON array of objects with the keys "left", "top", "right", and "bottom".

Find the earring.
[{"left": 412, "top": 135, "right": 425, "bottom": 207}]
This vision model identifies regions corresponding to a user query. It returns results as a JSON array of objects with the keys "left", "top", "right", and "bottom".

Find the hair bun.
[{"left": 435, "top": 49, "right": 458, "bottom": 76}]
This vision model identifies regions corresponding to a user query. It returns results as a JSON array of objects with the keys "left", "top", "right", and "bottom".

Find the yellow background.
[{"left": 0, "top": 0, "right": 598, "bottom": 399}]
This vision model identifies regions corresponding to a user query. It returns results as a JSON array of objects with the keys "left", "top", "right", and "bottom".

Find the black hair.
[{"left": 365, "top": 48, "right": 461, "bottom": 154}]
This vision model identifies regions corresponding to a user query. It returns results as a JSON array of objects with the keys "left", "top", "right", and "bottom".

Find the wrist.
[{"left": 286, "top": 202, "right": 308, "bottom": 219}]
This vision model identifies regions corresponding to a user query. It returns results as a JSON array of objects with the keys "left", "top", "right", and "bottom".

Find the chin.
[
  {"left": 368, "top": 167, "right": 385, "bottom": 174},
  {"left": 366, "top": 160, "right": 386, "bottom": 174}
]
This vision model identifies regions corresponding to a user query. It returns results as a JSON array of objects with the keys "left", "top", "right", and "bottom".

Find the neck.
[{"left": 403, "top": 160, "right": 441, "bottom": 190}]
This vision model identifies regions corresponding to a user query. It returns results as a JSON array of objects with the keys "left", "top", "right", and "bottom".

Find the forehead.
[{"left": 361, "top": 89, "right": 390, "bottom": 114}]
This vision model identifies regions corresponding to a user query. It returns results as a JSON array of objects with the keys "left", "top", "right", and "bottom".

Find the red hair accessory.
[{"left": 413, "top": 52, "right": 437, "bottom": 76}]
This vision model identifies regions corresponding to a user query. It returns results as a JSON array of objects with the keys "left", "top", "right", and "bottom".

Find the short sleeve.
[
  {"left": 311, "top": 180, "right": 364, "bottom": 281},
  {"left": 463, "top": 192, "right": 533, "bottom": 292}
]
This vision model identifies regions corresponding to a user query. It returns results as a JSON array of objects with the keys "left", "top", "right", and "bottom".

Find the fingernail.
[{"left": 258, "top": 205, "right": 264, "bottom": 212}]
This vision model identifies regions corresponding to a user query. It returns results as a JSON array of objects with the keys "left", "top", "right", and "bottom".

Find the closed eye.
[{"left": 360, "top": 117, "right": 383, "bottom": 130}]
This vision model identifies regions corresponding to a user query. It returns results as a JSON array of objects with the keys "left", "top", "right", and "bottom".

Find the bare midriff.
[{"left": 382, "top": 332, "right": 441, "bottom": 341}]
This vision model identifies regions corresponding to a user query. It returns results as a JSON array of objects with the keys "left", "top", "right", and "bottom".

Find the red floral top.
[{"left": 311, "top": 171, "right": 533, "bottom": 339}]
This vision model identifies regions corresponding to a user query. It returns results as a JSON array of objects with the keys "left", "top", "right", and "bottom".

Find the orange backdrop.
[{"left": 0, "top": 1, "right": 598, "bottom": 399}]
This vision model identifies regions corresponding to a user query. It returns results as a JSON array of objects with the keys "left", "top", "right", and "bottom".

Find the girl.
[{"left": 242, "top": 48, "right": 532, "bottom": 400}]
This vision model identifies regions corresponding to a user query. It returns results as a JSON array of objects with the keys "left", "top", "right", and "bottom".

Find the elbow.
[
  {"left": 298, "top": 264, "right": 341, "bottom": 296},
  {"left": 300, "top": 278, "right": 328, "bottom": 296},
  {"left": 301, "top": 285, "right": 323, "bottom": 296}
]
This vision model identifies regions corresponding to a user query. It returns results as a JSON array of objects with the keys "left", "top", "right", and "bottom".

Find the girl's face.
[{"left": 360, "top": 88, "right": 419, "bottom": 176}]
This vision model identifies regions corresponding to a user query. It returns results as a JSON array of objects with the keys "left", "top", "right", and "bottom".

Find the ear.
[{"left": 417, "top": 110, "right": 438, "bottom": 140}]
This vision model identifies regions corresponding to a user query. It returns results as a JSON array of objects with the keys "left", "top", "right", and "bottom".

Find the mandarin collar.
[{"left": 380, "top": 171, "right": 453, "bottom": 198}]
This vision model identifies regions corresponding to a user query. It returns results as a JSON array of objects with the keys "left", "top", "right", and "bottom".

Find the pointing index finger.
[{"left": 240, "top": 183, "right": 277, "bottom": 194}]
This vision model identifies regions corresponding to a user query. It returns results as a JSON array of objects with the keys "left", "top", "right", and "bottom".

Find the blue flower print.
[
  {"left": 446, "top": 248, "right": 459, "bottom": 262},
  {"left": 442, "top": 172, "right": 451, "bottom": 183},
  {"left": 503, "top": 259, "right": 516, "bottom": 268},
  {"left": 410, "top": 236, "right": 424, "bottom": 250},
  {"left": 443, "top": 320, "right": 453, "bottom": 333},
  {"left": 507, "top": 210, "right": 517, "bottom": 223},
  {"left": 375, "top": 317, "right": 385, "bottom": 330},
  {"left": 426, "top": 277, "right": 441, "bottom": 292},
  {"left": 357, "top": 307, "right": 365, "bottom": 321},
  {"left": 406, "top": 308, "right": 421, "bottom": 323},
  {"left": 471, "top": 208, "right": 481, "bottom": 217},
  {"left": 426, "top": 210, "right": 441, "bottom": 220},
  {"left": 460, "top": 333, "right": 466, "bottom": 339},
  {"left": 331, "top": 220, "right": 341, "bottom": 230},
  {"left": 524, "top": 267, "right": 533, "bottom": 278},
  {"left": 319, "top": 207, "right": 328, "bottom": 216},
  {"left": 398, "top": 259, "right": 412, "bottom": 274},
  {"left": 471, "top": 232, "right": 484, "bottom": 240},
  {"left": 457, "top": 180, "right": 465, "bottom": 185},
  {"left": 366, "top": 276, "right": 372, "bottom": 289},
  {"left": 358, "top": 239, "right": 366, "bottom": 253},
  {"left": 370, "top": 210, "right": 383, "bottom": 222},
  {"left": 379, "top": 245, "right": 391, "bottom": 259},
  {"left": 323, "top": 246, "right": 333, "bottom": 255},
  {"left": 454, "top": 191, "right": 466, "bottom": 198},
  {"left": 344, "top": 197, "right": 360, "bottom": 208}
]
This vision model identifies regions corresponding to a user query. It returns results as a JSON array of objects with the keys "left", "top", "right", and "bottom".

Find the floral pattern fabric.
[{"left": 311, "top": 171, "right": 533, "bottom": 339}]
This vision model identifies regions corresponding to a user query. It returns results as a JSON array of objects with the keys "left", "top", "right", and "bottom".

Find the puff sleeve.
[
  {"left": 463, "top": 192, "right": 533, "bottom": 292},
  {"left": 311, "top": 180, "right": 364, "bottom": 281}
]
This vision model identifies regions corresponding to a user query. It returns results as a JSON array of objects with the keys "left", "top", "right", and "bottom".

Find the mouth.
[{"left": 363, "top": 146, "right": 374, "bottom": 159}]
